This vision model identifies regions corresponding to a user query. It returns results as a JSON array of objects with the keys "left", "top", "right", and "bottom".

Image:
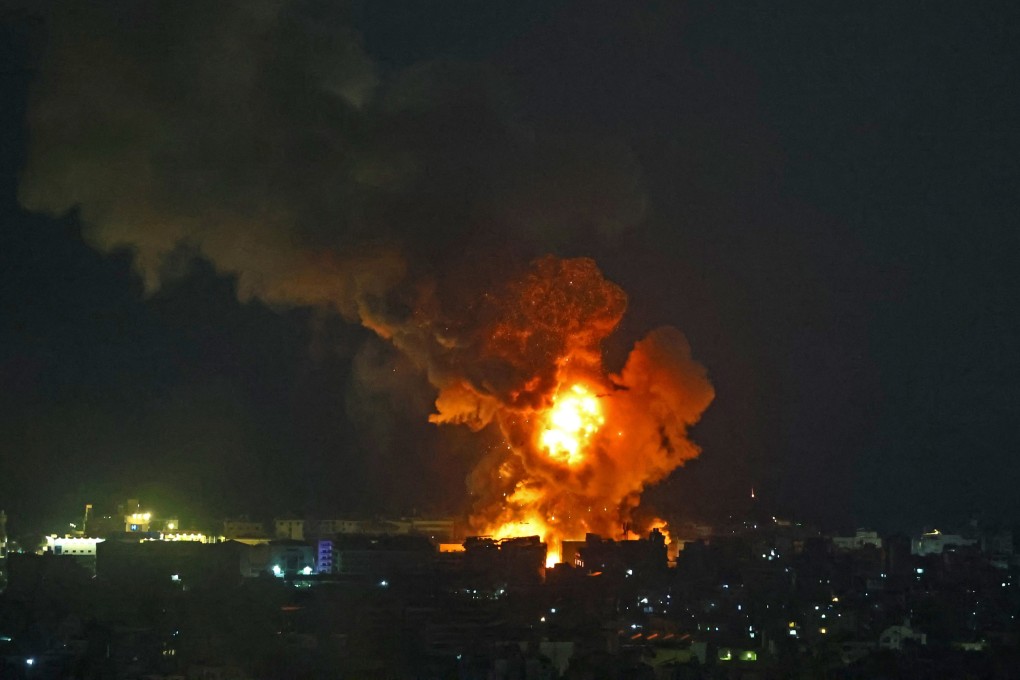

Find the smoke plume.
[{"left": 19, "top": 1, "right": 711, "bottom": 535}]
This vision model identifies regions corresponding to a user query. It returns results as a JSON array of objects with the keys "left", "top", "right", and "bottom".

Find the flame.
[
  {"left": 648, "top": 518, "right": 672, "bottom": 545},
  {"left": 425, "top": 257, "right": 714, "bottom": 568},
  {"left": 540, "top": 384, "right": 605, "bottom": 465},
  {"left": 545, "top": 548, "right": 562, "bottom": 569},
  {"left": 486, "top": 513, "right": 561, "bottom": 568},
  {"left": 486, "top": 382, "right": 609, "bottom": 566}
]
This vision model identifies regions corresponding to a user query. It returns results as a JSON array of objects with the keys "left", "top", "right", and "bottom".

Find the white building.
[
  {"left": 912, "top": 529, "right": 976, "bottom": 556},
  {"left": 45, "top": 535, "right": 104, "bottom": 557}
]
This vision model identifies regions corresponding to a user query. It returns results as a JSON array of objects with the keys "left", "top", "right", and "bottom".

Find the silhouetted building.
[
  {"left": 96, "top": 538, "right": 247, "bottom": 589},
  {"left": 577, "top": 529, "right": 668, "bottom": 578},
  {"left": 333, "top": 533, "right": 435, "bottom": 579},
  {"left": 464, "top": 535, "right": 546, "bottom": 587}
]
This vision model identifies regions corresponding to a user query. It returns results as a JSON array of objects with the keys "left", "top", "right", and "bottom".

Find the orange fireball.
[
  {"left": 539, "top": 384, "right": 604, "bottom": 465},
  {"left": 428, "top": 257, "right": 714, "bottom": 570}
]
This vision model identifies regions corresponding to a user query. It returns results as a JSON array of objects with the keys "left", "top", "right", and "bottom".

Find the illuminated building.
[
  {"left": 44, "top": 535, "right": 104, "bottom": 556},
  {"left": 158, "top": 532, "right": 217, "bottom": 543},
  {"left": 0, "top": 509, "right": 6, "bottom": 560},
  {"left": 912, "top": 529, "right": 977, "bottom": 556},
  {"left": 560, "top": 540, "right": 586, "bottom": 567},
  {"left": 315, "top": 539, "right": 334, "bottom": 573},
  {"left": 121, "top": 498, "right": 153, "bottom": 533},
  {"left": 43, "top": 535, "right": 105, "bottom": 575},
  {"left": 241, "top": 540, "right": 315, "bottom": 577}
]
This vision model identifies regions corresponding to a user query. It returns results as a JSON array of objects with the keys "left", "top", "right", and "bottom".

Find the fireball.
[
  {"left": 428, "top": 257, "right": 714, "bottom": 569},
  {"left": 539, "top": 383, "right": 604, "bottom": 465}
]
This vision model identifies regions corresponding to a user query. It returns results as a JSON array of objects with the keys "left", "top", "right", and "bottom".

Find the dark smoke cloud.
[
  {"left": 20, "top": 1, "right": 646, "bottom": 306},
  {"left": 18, "top": 0, "right": 674, "bottom": 520}
]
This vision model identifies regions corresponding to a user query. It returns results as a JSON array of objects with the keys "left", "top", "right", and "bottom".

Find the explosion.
[
  {"left": 429, "top": 256, "right": 715, "bottom": 567},
  {"left": 14, "top": 3, "right": 711, "bottom": 563},
  {"left": 540, "top": 384, "right": 604, "bottom": 466}
]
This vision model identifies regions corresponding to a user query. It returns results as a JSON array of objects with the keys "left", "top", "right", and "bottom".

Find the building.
[
  {"left": 275, "top": 518, "right": 304, "bottom": 541},
  {"left": 121, "top": 498, "right": 153, "bottom": 533},
  {"left": 4, "top": 552, "right": 92, "bottom": 600},
  {"left": 333, "top": 533, "right": 435, "bottom": 578},
  {"left": 316, "top": 539, "right": 334, "bottom": 574},
  {"left": 912, "top": 529, "right": 977, "bottom": 556},
  {"left": 223, "top": 519, "right": 266, "bottom": 539},
  {"left": 576, "top": 529, "right": 668, "bottom": 577},
  {"left": 396, "top": 517, "right": 458, "bottom": 543},
  {"left": 832, "top": 529, "right": 883, "bottom": 552},
  {"left": 878, "top": 622, "right": 927, "bottom": 650},
  {"left": 159, "top": 531, "right": 218, "bottom": 543},
  {"left": 96, "top": 538, "right": 247, "bottom": 588},
  {"left": 241, "top": 540, "right": 315, "bottom": 577},
  {"left": 463, "top": 535, "right": 547, "bottom": 587},
  {"left": 0, "top": 509, "right": 6, "bottom": 560},
  {"left": 43, "top": 535, "right": 105, "bottom": 575},
  {"left": 307, "top": 518, "right": 363, "bottom": 537},
  {"left": 44, "top": 535, "right": 104, "bottom": 557}
]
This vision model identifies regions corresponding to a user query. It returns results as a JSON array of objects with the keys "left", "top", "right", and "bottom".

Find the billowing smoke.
[
  {"left": 19, "top": 1, "right": 711, "bottom": 534},
  {"left": 429, "top": 258, "right": 714, "bottom": 548}
]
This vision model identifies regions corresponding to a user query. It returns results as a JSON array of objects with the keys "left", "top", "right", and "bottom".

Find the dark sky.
[{"left": 1, "top": 1, "right": 1018, "bottom": 536}]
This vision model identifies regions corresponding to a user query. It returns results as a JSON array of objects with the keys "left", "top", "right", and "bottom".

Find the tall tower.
[{"left": 0, "top": 509, "right": 7, "bottom": 559}]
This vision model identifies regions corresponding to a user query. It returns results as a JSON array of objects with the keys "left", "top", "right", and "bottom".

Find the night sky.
[{"left": 1, "top": 1, "right": 1018, "bottom": 537}]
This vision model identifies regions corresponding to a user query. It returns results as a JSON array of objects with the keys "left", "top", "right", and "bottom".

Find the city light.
[{"left": 271, "top": 565, "right": 282, "bottom": 577}]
